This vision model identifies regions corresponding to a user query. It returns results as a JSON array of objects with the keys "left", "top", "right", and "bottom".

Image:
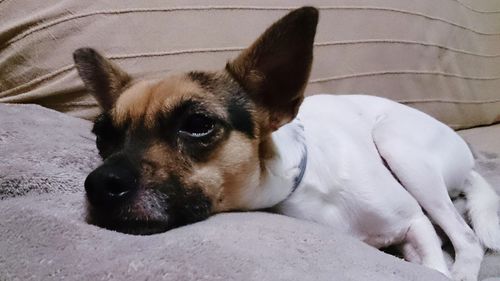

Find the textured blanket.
[{"left": 0, "top": 103, "right": 499, "bottom": 281}]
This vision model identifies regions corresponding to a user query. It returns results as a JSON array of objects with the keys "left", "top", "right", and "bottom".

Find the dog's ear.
[
  {"left": 73, "top": 48, "right": 131, "bottom": 111},
  {"left": 226, "top": 7, "right": 318, "bottom": 131}
]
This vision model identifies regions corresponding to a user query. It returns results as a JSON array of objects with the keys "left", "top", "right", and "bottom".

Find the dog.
[{"left": 73, "top": 7, "right": 500, "bottom": 281}]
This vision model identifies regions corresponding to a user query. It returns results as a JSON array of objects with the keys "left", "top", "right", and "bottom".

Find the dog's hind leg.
[
  {"left": 373, "top": 125, "right": 483, "bottom": 281},
  {"left": 401, "top": 215, "right": 450, "bottom": 277}
]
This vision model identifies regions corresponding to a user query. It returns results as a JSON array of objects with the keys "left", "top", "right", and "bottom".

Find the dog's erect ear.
[
  {"left": 226, "top": 7, "right": 318, "bottom": 131},
  {"left": 73, "top": 48, "right": 131, "bottom": 111}
]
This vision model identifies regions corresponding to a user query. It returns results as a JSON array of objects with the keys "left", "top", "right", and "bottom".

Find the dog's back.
[{"left": 297, "top": 94, "right": 474, "bottom": 191}]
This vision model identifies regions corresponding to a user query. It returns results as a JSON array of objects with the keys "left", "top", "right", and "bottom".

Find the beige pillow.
[{"left": 1, "top": 0, "right": 499, "bottom": 129}]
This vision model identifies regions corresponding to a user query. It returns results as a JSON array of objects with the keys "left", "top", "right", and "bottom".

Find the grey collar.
[
  {"left": 256, "top": 118, "right": 308, "bottom": 208},
  {"left": 289, "top": 145, "right": 307, "bottom": 198},
  {"left": 285, "top": 126, "right": 308, "bottom": 200}
]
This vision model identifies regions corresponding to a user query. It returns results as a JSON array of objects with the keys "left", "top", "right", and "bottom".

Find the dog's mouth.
[
  {"left": 85, "top": 193, "right": 174, "bottom": 235},
  {"left": 89, "top": 216, "right": 173, "bottom": 235},
  {"left": 84, "top": 179, "right": 213, "bottom": 235},
  {"left": 86, "top": 203, "right": 175, "bottom": 235},
  {"left": 85, "top": 192, "right": 212, "bottom": 235}
]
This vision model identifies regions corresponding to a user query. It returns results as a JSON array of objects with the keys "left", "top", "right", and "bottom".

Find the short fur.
[{"left": 74, "top": 7, "right": 499, "bottom": 281}]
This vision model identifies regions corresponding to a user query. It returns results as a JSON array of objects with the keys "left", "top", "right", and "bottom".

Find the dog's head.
[{"left": 74, "top": 7, "right": 318, "bottom": 234}]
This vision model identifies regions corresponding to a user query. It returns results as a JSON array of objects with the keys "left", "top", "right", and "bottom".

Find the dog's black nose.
[{"left": 85, "top": 159, "right": 138, "bottom": 207}]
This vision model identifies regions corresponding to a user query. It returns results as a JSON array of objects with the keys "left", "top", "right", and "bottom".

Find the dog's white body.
[{"left": 243, "top": 94, "right": 500, "bottom": 281}]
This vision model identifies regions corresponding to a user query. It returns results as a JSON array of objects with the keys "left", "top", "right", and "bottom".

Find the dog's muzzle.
[{"left": 84, "top": 154, "right": 212, "bottom": 234}]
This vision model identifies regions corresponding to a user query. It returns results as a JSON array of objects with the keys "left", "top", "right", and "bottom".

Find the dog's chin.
[
  {"left": 86, "top": 210, "right": 174, "bottom": 235},
  {"left": 85, "top": 204, "right": 174, "bottom": 235},
  {"left": 92, "top": 218, "right": 173, "bottom": 235},
  {"left": 84, "top": 186, "right": 213, "bottom": 235}
]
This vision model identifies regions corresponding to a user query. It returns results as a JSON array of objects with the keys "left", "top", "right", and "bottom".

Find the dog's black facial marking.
[
  {"left": 187, "top": 71, "right": 216, "bottom": 90},
  {"left": 92, "top": 113, "right": 125, "bottom": 159},
  {"left": 173, "top": 187, "right": 212, "bottom": 226},
  {"left": 156, "top": 99, "right": 230, "bottom": 162},
  {"left": 160, "top": 177, "right": 213, "bottom": 228},
  {"left": 187, "top": 71, "right": 256, "bottom": 139},
  {"left": 227, "top": 92, "right": 255, "bottom": 138}
]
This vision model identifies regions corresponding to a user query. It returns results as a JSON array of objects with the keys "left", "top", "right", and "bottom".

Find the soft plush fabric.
[
  {"left": 0, "top": 99, "right": 499, "bottom": 280},
  {"left": 1, "top": 0, "right": 500, "bottom": 129},
  {"left": 0, "top": 195, "right": 453, "bottom": 281},
  {"left": 0, "top": 104, "right": 99, "bottom": 200}
]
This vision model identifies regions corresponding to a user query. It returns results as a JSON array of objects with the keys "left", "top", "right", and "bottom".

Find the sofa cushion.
[
  {"left": 459, "top": 123, "right": 500, "bottom": 193},
  {"left": 1, "top": 0, "right": 499, "bottom": 129}
]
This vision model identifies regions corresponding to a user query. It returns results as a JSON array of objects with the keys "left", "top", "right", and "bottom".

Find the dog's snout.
[{"left": 85, "top": 162, "right": 138, "bottom": 207}]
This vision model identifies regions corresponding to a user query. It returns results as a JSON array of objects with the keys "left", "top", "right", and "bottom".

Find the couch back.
[{"left": 1, "top": 0, "right": 499, "bottom": 129}]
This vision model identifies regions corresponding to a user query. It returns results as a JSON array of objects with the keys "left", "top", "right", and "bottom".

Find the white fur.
[
  {"left": 245, "top": 94, "right": 500, "bottom": 281},
  {"left": 465, "top": 171, "right": 500, "bottom": 251},
  {"left": 239, "top": 119, "right": 307, "bottom": 210}
]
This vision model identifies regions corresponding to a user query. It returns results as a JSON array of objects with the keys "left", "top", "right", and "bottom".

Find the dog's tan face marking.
[
  {"left": 74, "top": 7, "right": 318, "bottom": 234},
  {"left": 113, "top": 75, "right": 225, "bottom": 129},
  {"left": 85, "top": 70, "right": 263, "bottom": 232},
  {"left": 127, "top": 89, "right": 261, "bottom": 212},
  {"left": 186, "top": 131, "right": 261, "bottom": 211}
]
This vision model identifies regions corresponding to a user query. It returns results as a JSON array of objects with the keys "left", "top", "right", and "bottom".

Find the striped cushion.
[{"left": 1, "top": 0, "right": 499, "bottom": 129}]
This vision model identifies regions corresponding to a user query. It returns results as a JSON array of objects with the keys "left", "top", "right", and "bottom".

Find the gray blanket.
[{"left": 0, "top": 103, "right": 498, "bottom": 281}]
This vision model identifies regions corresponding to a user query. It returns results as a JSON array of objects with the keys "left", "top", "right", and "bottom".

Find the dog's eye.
[{"left": 179, "top": 114, "right": 215, "bottom": 138}]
